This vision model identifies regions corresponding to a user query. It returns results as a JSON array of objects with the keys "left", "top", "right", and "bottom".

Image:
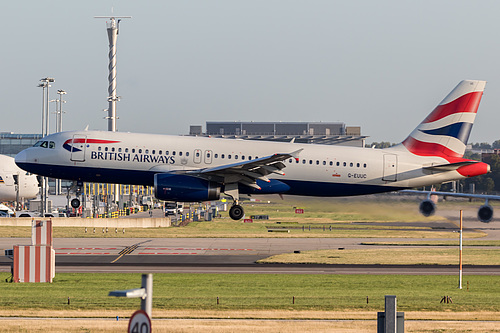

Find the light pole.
[
  {"left": 38, "top": 77, "right": 55, "bottom": 215},
  {"left": 56, "top": 89, "right": 67, "bottom": 133},
  {"left": 50, "top": 90, "right": 67, "bottom": 195}
]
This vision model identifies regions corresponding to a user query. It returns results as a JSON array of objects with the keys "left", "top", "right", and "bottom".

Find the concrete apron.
[{"left": 0, "top": 217, "right": 171, "bottom": 228}]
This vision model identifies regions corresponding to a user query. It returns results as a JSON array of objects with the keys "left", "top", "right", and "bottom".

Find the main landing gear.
[
  {"left": 229, "top": 204, "right": 244, "bottom": 220},
  {"left": 225, "top": 183, "right": 245, "bottom": 220}
]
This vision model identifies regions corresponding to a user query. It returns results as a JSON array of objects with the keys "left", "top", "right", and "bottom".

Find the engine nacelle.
[
  {"left": 478, "top": 204, "right": 494, "bottom": 223},
  {"left": 419, "top": 199, "right": 436, "bottom": 217},
  {"left": 154, "top": 174, "right": 220, "bottom": 202}
]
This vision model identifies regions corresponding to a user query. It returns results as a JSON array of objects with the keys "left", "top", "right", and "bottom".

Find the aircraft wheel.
[
  {"left": 229, "top": 204, "right": 244, "bottom": 220},
  {"left": 71, "top": 198, "right": 81, "bottom": 209}
]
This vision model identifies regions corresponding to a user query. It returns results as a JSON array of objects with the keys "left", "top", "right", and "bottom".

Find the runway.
[{"left": 2, "top": 234, "right": 500, "bottom": 275}]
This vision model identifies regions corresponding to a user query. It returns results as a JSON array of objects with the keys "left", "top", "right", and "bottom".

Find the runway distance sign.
[{"left": 128, "top": 310, "right": 151, "bottom": 333}]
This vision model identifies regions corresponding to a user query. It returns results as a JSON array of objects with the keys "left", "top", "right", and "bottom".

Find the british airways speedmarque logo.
[{"left": 63, "top": 138, "right": 120, "bottom": 152}]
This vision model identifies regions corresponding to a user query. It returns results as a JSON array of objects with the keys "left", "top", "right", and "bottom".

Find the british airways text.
[{"left": 91, "top": 151, "right": 175, "bottom": 164}]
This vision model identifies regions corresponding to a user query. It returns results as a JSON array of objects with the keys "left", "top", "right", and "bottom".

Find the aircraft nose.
[{"left": 15, "top": 149, "right": 31, "bottom": 170}]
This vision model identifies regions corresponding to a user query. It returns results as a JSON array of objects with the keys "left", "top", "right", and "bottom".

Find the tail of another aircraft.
[{"left": 398, "top": 80, "right": 486, "bottom": 159}]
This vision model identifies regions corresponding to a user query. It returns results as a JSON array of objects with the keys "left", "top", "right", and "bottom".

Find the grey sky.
[{"left": 1, "top": 0, "right": 499, "bottom": 144}]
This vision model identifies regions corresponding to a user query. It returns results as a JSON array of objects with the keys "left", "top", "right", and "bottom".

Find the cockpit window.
[{"left": 34, "top": 140, "right": 55, "bottom": 148}]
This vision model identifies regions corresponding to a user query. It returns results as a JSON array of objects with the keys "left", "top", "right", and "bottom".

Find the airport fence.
[{"left": 93, "top": 206, "right": 146, "bottom": 219}]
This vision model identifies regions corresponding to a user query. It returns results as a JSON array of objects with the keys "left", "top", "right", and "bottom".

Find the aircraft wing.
[
  {"left": 184, "top": 149, "right": 303, "bottom": 189},
  {"left": 400, "top": 189, "right": 500, "bottom": 201}
]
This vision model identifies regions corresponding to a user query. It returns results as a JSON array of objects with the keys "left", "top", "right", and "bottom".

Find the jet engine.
[
  {"left": 478, "top": 204, "right": 494, "bottom": 223},
  {"left": 419, "top": 199, "right": 436, "bottom": 217},
  {"left": 154, "top": 173, "right": 220, "bottom": 202}
]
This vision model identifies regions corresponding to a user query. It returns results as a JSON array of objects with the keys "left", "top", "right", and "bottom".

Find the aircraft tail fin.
[{"left": 398, "top": 80, "right": 486, "bottom": 159}]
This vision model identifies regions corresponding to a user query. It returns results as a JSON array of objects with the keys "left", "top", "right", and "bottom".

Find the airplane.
[
  {"left": 0, "top": 154, "right": 39, "bottom": 203},
  {"left": 15, "top": 80, "right": 491, "bottom": 221}
]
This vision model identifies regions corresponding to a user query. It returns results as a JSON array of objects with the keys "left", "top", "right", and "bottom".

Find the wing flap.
[{"left": 185, "top": 149, "right": 302, "bottom": 189}]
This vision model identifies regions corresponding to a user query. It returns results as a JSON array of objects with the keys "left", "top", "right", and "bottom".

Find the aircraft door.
[
  {"left": 70, "top": 135, "right": 87, "bottom": 162},
  {"left": 205, "top": 150, "right": 213, "bottom": 164},
  {"left": 194, "top": 149, "right": 202, "bottom": 164},
  {"left": 382, "top": 154, "right": 398, "bottom": 182}
]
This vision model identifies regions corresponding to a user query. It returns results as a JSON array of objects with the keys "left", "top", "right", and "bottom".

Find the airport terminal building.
[
  {"left": 190, "top": 121, "right": 366, "bottom": 147},
  {"left": 0, "top": 133, "right": 42, "bottom": 157}
]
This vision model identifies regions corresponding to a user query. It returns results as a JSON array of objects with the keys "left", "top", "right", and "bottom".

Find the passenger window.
[
  {"left": 248, "top": 156, "right": 252, "bottom": 160},
  {"left": 323, "top": 161, "right": 326, "bottom": 165},
  {"left": 357, "top": 163, "right": 360, "bottom": 167},
  {"left": 207, "top": 152, "right": 211, "bottom": 158},
  {"left": 173, "top": 151, "right": 176, "bottom": 156},
  {"left": 159, "top": 150, "right": 162, "bottom": 155},
  {"left": 302, "top": 159, "right": 306, "bottom": 164},
  {"left": 145, "top": 149, "right": 149, "bottom": 154},
  {"left": 179, "top": 152, "right": 183, "bottom": 156},
  {"left": 289, "top": 159, "right": 293, "bottom": 163},
  {"left": 364, "top": 163, "right": 367, "bottom": 168},
  {"left": 132, "top": 149, "right": 135, "bottom": 153},
  {"left": 235, "top": 155, "right": 238, "bottom": 160},
  {"left": 316, "top": 160, "right": 319, "bottom": 165},
  {"left": 165, "top": 151, "right": 169, "bottom": 155},
  {"left": 296, "top": 159, "right": 299, "bottom": 164},
  {"left": 343, "top": 162, "right": 346, "bottom": 167},
  {"left": 228, "top": 155, "right": 232, "bottom": 159},
  {"left": 152, "top": 150, "right": 155, "bottom": 154},
  {"left": 105, "top": 147, "right": 108, "bottom": 152},
  {"left": 309, "top": 160, "right": 312, "bottom": 165},
  {"left": 118, "top": 148, "right": 122, "bottom": 152},
  {"left": 196, "top": 152, "right": 200, "bottom": 157},
  {"left": 242, "top": 155, "right": 245, "bottom": 160},
  {"left": 350, "top": 162, "right": 353, "bottom": 167},
  {"left": 215, "top": 153, "right": 218, "bottom": 158},
  {"left": 186, "top": 152, "right": 190, "bottom": 157},
  {"left": 111, "top": 147, "right": 115, "bottom": 152},
  {"left": 222, "top": 154, "right": 225, "bottom": 159},
  {"left": 125, "top": 148, "right": 129, "bottom": 153},
  {"left": 329, "top": 161, "right": 333, "bottom": 166}
]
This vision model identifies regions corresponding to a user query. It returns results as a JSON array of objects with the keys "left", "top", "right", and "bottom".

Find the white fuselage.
[{"left": 15, "top": 130, "right": 466, "bottom": 197}]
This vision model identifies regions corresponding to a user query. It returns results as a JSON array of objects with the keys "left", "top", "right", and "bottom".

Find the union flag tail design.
[{"left": 401, "top": 80, "right": 486, "bottom": 159}]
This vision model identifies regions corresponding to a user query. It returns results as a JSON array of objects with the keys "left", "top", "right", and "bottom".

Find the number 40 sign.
[{"left": 128, "top": 310, "right": 151, "bottom": 333}]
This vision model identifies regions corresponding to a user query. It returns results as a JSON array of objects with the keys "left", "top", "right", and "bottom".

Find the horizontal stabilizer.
[{"left": 423, "top": 160, "right": 479, "bottom": 172}]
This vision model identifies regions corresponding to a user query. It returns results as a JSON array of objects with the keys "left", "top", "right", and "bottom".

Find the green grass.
[
  {"left": 1, "top": 273, "right": 499, "bottom": 312},
  {"left": 258, "top": 248, "right": 500, "bottom": 265},
  {"left": 0, "top": 222, "right": 481, "bottom": 239},
  {"left": 0, "top": 198, "right": 488, "bottom": 239},
  {"left": 362, "top": 241, "right": 500, "bottom": 246}
]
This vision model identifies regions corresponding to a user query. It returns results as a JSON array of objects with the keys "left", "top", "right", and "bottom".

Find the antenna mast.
[{"left": 94, "top": 14, "right": 131, "bottom": 132}]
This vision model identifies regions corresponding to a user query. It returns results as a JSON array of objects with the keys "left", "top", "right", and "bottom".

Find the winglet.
[{"left": 290, "top": 148, "right": 303, "bottom": 162}]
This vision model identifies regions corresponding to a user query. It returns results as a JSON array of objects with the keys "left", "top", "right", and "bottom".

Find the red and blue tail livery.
[
  {"left": 401, "top": 80, "right": 486, "bottom": 159},
  {"left": 15, "top": 80, "right": 491, "bottom": 221}
]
